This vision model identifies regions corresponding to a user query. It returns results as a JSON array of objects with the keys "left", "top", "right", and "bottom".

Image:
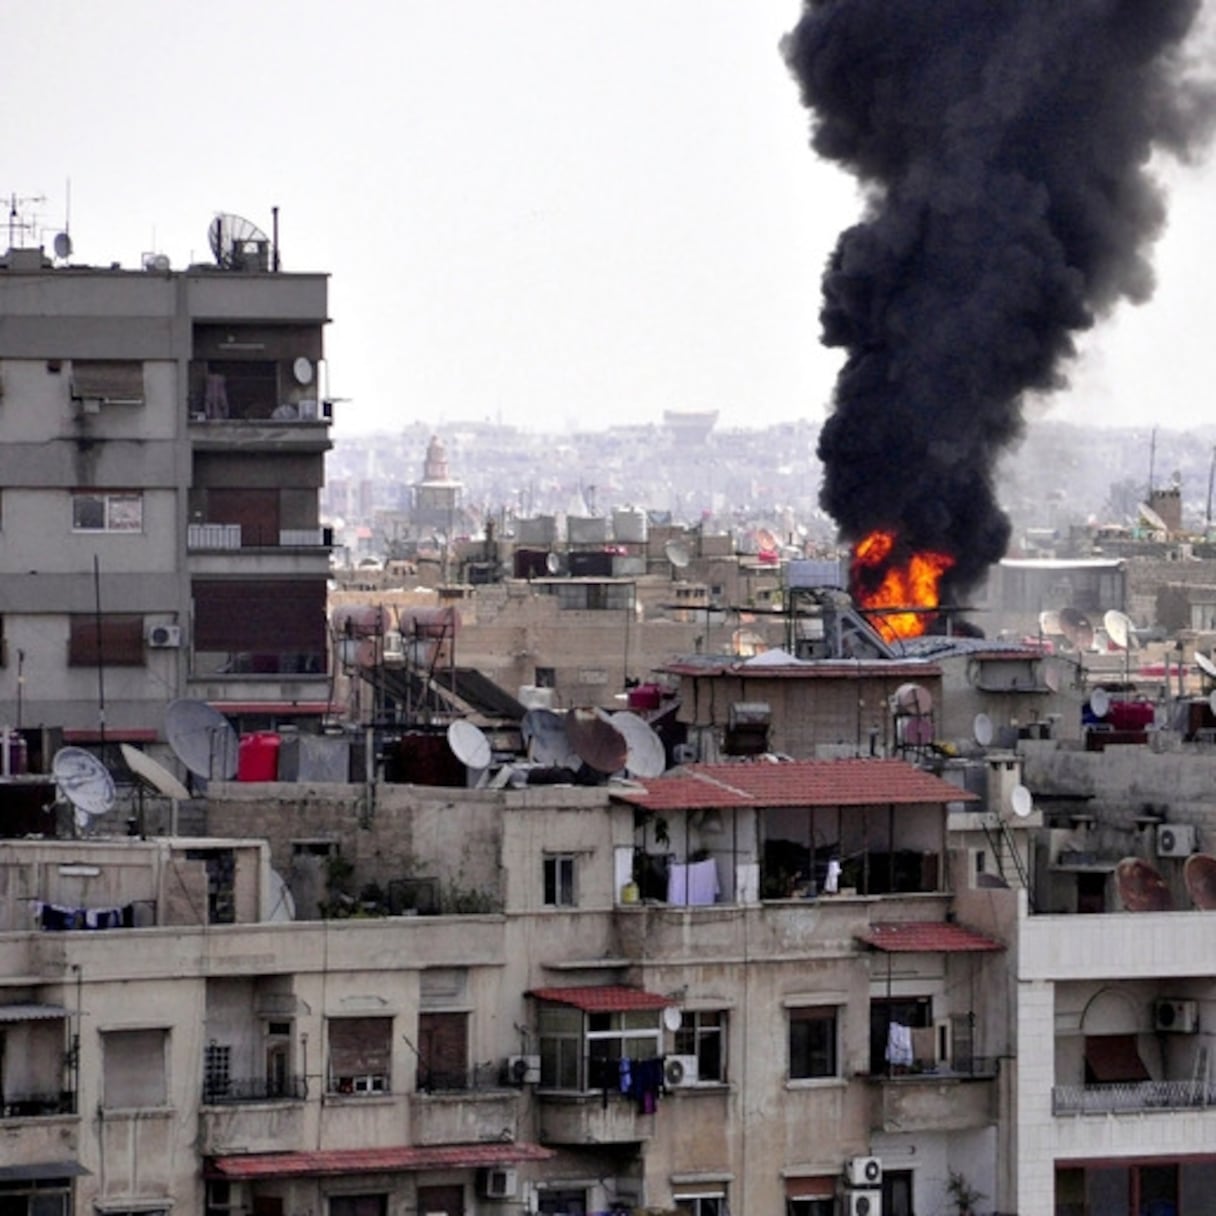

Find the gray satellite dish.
[
  {"left": 565, "top": 708, "right": 628, "bottom": 774},
  {"left": 165, "top": 699, "right": 239, "bottom": 779},
  {"left": 973, "top": 713, "right": 994, "bottom": 747},
  {"left": 893, "top": 682, "right": 933, "bottom": 715},
  {"left": 545, "top": 552, "right": 561, "bottom": 575},
  {"left": 1104, "top": 609, "right": 1133, "bottom": 650},
  {"left": 664, "top": 539, "right": 691, "bottom": 569},
  {"left": 1010, "top": 784, "right": 1034, "bottom": 819},
  {"left": 53, "top": 747, "right": 116, "bottom": 825},
  {"left": 447, "top": 719, "right": 491, "bottom": 770},
  {"left": 611, "top": 711, "right": 667, "bottom": 779},
  {"left": 1090, "top": 687, "right": 1111, "bottom": 719},
  {"left": 521, "top": 709, "right": 579, "bottom": 768},
  {"left": 292, "top": 356, "right": 313, "bottom": 385},
  {"left": 53, "top": 232, "right": 72, "bottom": 259},
  {"left": 120, "top": 743, "right": 190, "bottom": 801},
  {"left": 1197, "top": 652, "right": 1216, "bottom": 682}
]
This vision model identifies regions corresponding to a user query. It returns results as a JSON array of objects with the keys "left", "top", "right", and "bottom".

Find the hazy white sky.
[{"left": 5, "top": 1, "right": 1214, "bottom": 438}]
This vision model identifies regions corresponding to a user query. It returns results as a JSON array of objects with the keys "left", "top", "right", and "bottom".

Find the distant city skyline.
[{"left": 6, "top": 1, "right": 1214, "bottom": 438}]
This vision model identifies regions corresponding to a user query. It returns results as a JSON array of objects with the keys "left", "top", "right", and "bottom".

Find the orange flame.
[{"left": 851, "top": 529, "right": 955, "bottom": 642}]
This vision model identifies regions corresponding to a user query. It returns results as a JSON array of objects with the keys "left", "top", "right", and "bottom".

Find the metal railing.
[
  {"left": 202, "top": 1075, "right": 307, "bottom": 1105},
  {"left": 1053, "top": 1079, "right": 1216, "bottom": 1115},
  {"left": 415, "top": 1061, "right": 504, "bottom": 1094}
]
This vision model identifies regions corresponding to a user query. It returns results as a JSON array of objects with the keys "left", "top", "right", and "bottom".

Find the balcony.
[
  {"left": 1053, "top": 1079, "right": 1216, "bottom": 1115},
  {"left": 867, "top": 1061, "right": 998, "bottom": 1133},
  {"left": 188, "top": 524, "right": 333, "bottom": 551},
  {"left": 412, "top": 1068, "right": 520, "bottom": 1146},
  {"left": 203, "top": 1075, "right": 307, "bottom": 1105},
  {"left": 199, "top": 1090, "right": 308, "bottom": 1156},
  {"left": 536, "top": 1090, "right": 656, "bottom": 1146}
]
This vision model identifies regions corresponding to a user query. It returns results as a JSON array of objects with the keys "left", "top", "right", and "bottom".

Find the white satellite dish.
[
  {"left": 447, "top": 719, "right": 491, "bottom": 770},
  {"left": 663, "top": 1006, "right": 683, "bottom": 1032},
  {"left": 266, "top": 868, "right": 296, "bottom": 922},
  {"left": 1208, "top": 689, "right": 1216, "bottom": 717},
  {"left": 1090, "top": 687, "right": 1110, "bottom": 719},
  {"left": 165, "top": 699, "right": 240, "bottom": 780},
  {"left": 1010, "top": 784, "right": 1034, "bottom": 819},
  {"left": 52, "top": 747, "right": 116, "bottom": 826},
  {"left": 611, "top": 711, "right": 667, "bottom": 779},
  {"left": 973, "top": 713, "right": 994, "bottom": 747},
  {"left": 664, "top": 539, "right": 691, "bottom": 569},
  {"left": 893, "top": 682, "right": 933, "bottom": 715},
  {"left": 545, "top": 552, "right": 561, "bottom": 575},
  {"left": 1044, "top": 663, "right": 1061, "bottom": 693},
  {"left": 120, "top": 743, "right": 190, "bottom": 801},
  {"left": 1139, "top": 502, "right": 1170, "bottom": 533},
  {"left": 292, "top": 356, "right": 314, "bottom": 385},
  {"left": 1039, "top": 608, "right": 1062, "bottom": 636},
  {"left": 1197, "top": 652, "right": 1216, "bottom": 681},
  {"left": 1104, "top": 609, "right": 1133, "bottom": 651}
]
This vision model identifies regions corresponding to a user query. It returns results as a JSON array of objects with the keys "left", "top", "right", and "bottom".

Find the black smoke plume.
[{"left": 783, "top": 0, "right": 1215, "bottom": 599}]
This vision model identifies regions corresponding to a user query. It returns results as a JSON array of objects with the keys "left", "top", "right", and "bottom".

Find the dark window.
[
  {"left": 538, "top": 1191, "right": 587, "bottom": 1215},
  {"left": 185, "top": 848, "right": 236, "bottom": 924},
  {"left": 414, "top": 1188, "right": 461, "bottom": 1216},
  {"left": 786, "top": 1202, "right": 833, "bottom": 1216},
  {"left": 329, "top": 1197, "right": 387, "bottom": 1216},
  {"left": 883, "top": 1169, "right": 914, "bottom": 1216},
  {"left": 327, "top": 1017, "right": 392, "bottom": 1093},
  {"left": 535, "top": 666, "right": 556, "bottom": 688},
  {"left": 789, "top": 1007, "right": 837, "bottom": 1080},
  {"left": 206, "top": 488, "right": 281, "bottom": 547},
  {"left": 870, "top": 996, "right": 932, "bottom": 1073},
  {"left": 543, "top": 855, "right": 576, "bottom": 907},
  {"left": 192, "top": 579, "right": 326, "bottom": 654},
  {"left": 674, "top": 1197, "right": 724, "bottom": 1216},
  {"left": 203, "top": 1042, "right": 231, "bottom": 1101},
  {"left": 417, "top": 1011, "right": 468, "bottom": 1091},
  {"left": 68, "top": 615, "right": 144, "bottom": 666},
  {"left": 0, "top": 1177, "right": 72, "bottom": 1216},
  {"left": 71, "top": 491, "right": 142, "bottom": 532},
  {"left": 674, "top": 1010, "right": 726, "bottom": 1082}
]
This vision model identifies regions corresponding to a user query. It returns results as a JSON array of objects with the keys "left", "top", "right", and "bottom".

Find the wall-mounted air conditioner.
[
  {"left": 845, "top": 1157, "right": 883, "bottom": 1188},
  {"left": 1154, "top": 998, "right": 1199, "bottom": 1033},
  {"left": 664, "top": 1055, "right": 699, "bottom": 1088},
  {"left": 506, "top": 1054, "right": 540, "bottom": 1085},
  {"left": 844, "top": 1192, "right": 881, "bottom": 1216},
  {"left": 479, "top": 1168, "right": 518, "bottom": 1200},
  {"left": 1157, "top": 823, "right": 1197, "bottom": 857},
  {"left": 146, "top": 624, "right": 182, "bottom": 649}
]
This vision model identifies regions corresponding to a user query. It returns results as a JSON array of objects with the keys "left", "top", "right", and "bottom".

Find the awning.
[
  {"left": 0, "top": 1003, "right": 69, "bottom": 1022},
  {"left": 0, "top": 1161, "right": 88, "bottom": 1181},
  {"left": 1085, "top": 1035, "right": 1150, "bottom": 1083},
  {"left": 785, "top": 1176, "right": 836, "bottom": 1200},
  {"left": 207, "top": 701, "right": 337, "bottom": 717},
  {"left": 206, "top": 1142, "right": 553, "bottom": 1181},
  {"left": 857, "top": 922, "right": 1005, "bottom": 953},
  {"left": 526, "top": 985, "right": 672, "bottom": 1013}
]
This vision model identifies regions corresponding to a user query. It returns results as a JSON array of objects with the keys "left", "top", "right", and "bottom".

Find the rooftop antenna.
[
  {"left": 7, "top": 192, "right": 45, "bottom": 249},
  {"left": 1147, "top": 425, "right": 1158, "bottom": 501}
]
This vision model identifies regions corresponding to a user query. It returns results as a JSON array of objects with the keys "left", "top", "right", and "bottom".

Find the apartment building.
[{"left": 0, "top": 235, "right": 333, "bottom": 742}]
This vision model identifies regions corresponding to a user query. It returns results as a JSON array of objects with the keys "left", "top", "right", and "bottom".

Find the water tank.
[
  {"left": 238, "top": 732, "right": 281, "bottom": 782},
  {"left": 612, "top": 508, "right": 648, "bottom": 544}
]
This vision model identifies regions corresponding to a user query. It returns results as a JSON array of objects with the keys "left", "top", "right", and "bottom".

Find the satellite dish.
[
  {"left": 893, "top": 682, "right": 933, "bottom": 715},
  {"left": 521, "top": 709, "right": 579, "bottom": 768},
  {"left": 208, "top": 213, "right": 272, "bottom": 270},
  {"left": 1115, "top": 856, "right": 1173, "bottom": 912},
  {"left": 1090, "top": 687, "right": 1110, "bottom": 719},
  {"left": 1104, "top": 609, "right": 1133, "bottom": 651},
  {"left": 1038, "top": 609, "right": 1062, "bottom": 636},
  {"left": 1044, "top": 663, "right": 1061, "bottom": 693},
  {"left": 1139, "top": 502, "right": 1170, "bottom": 533},
  {"left": 52, "top": 747, "right": 116, "bottom": 824},
  {"left": 545, "top": 552, "right": 561, "bottom": 575},
  {"left": 120, "top": 743, "right": 190, "bottom": 801},
  {"left": 1197, "top": 652, "right": 1216, "bottom": 681},
  {"left": 611, "top": 711, "right": 667, "bottom": 779},
  {"left": 53, "top": 231, "right": 72, "bottom": 259},
  {"left": 1184, "top": 853, "right": 1216, "bottom": 910},
  {"left": 973, "top": 713, "right": 994, "bottom": 747},
  {"left": 663, "top": 1006, "right": 683, "bottom": 1032},
  {"left": 1010, "top": 784, "right": 1034, "bottom": 819},
  {"left": 1058, "top": 607, "right": 1094, "bottom": 650},
  {"left": 292, "top": 356, "right": 314, "bottom": 385},
  {"left": 266, "top": 868, "right": 297, "bottom": 922},
  {"left": 165, "top": 699, "right": 239, "bottom": 779},
  {"left": 565, "top": 707, "right": 628, "bottom": 774},
  {"left": 447, "top": 719, "right": 491, "bottom": 770},
  {"left": 664, "top": 539, "right": 691, "bottom": 569},
  {"left": 898, "top": 716, "right": 935, "bottom": 747}
]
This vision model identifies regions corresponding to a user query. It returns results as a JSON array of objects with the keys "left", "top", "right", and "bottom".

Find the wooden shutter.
[
  {"left": 69, "top": 615, "right": 144, "bottom": 666},
  {"left": 328, "top": 1017, "right": 391, "bottom": 1079},
  {"left": 193, "top": 580, "right": 325, "bottom": 651}
]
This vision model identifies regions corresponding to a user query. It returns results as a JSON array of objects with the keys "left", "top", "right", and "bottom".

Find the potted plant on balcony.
[{"left": 946, "top": 1168, "right": 985, "bottom": 1216}]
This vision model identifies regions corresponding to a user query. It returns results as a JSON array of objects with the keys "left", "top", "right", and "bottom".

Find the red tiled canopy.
[
  {"left": 856, "top": 921, "right": 1005, "bottom": 953},
  {"left": 526, "top": 985, "right": 672, "bottom": 1013},
  {"left": 207, "top": 1142, "right": 553, "bottom": 1180},
  {"left": 612, "top": 758, "right": 977, "bottom": 813}
]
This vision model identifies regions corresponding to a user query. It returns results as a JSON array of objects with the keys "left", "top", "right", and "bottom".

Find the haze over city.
[{"left": 6, "top": 0, "right": 1216, "bottom": 440}]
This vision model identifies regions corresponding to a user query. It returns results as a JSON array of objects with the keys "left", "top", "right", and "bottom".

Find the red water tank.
[
  {"left": 238, "top": 732, "right": 281, "bottom": 781},
  {"left": 628, "top": 684, "right": 662, "bottom": 711}
]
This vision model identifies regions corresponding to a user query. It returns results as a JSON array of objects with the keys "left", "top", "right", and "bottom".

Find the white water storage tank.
[{"left": 612, "top": 507, "right": 648, "bottom": 544}]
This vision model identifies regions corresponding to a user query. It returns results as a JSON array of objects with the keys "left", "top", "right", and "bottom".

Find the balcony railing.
[
  {"left": 188, "top": 523, "right": 333, "bottom": 550},
  {"left": 202, "top": 1075, "right": 307, "bottom": 1105},
  {"left": 1053, "top": 1079, "right": 1216, "bottom": 1115},
  {"left": 416, "top": 1061, "right": 503, "bottom": 1094},
  {"left": 1, "top": 1090, "right": 77, "bottom": 1118}
]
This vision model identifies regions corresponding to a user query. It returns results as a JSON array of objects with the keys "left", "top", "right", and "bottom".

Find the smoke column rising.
[{"left": 783, "top": 0, "right": 1216, "bottom": 600}]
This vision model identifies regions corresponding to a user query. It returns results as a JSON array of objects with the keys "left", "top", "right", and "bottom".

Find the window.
[
  {"left": 674, "top": 1009, "right": 726, "bottom": 1082},
  {"left": 327, "top": 1016, "right": 392, "bottom": 1094},
  {"left": 883, "top": 1169, "right": 914, "bottom": 1216},
  {"left": 869, "top": 997, "right": 931, "bottom": 1074},
  {"left": 71, "top": 491, "right": 142, "bottom": 532},
  {"left": 203, "top": 1041, "right": 232, "bottom": 1101},
  {"left": 416, "top": 1011, "right": 468, "bottom": 1092},
  {"left": 787, "top": 1200, "right": 833, "bottom": 1216},
  {"left": 538, "top": 1004, "right": 583, "bottom": 1089},
  {"left": 544, "top": 854, "right": 576, "bottom": 907},
  {"left": 538, "top": 1190, "right": 587, "bottom": 1215},
  {"left": 265, "top": 1020, "right": 293, "bottom": 1097},
  {"left": 103, "top": 1028, "right": 168, "bottom": 1108},
  {"left": 674, "top": 1194, "right": 725, "bottom": 1216},
  {"left": 68, "top": 615, "right": 145, "bottom": 666},
  {"left": 0, "top": 1176, "right": 72, "bottom": 1216},
  {"left": 329, "top": 1197, "right": 386, "bottom": 1216},
  {"left": 788, "top": 1006, "right": 838, "bottom": 1080}
]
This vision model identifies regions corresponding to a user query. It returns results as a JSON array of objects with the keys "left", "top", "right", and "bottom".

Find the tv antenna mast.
[{"left": 7, "top": 192, "right": 46, "bottom": 249}]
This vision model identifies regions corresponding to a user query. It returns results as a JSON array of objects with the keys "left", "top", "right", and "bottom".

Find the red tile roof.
[
  {"left": 207, "top": 1142, "right": 553, "bottom": 1180},
  {"left": 611, "top": 758, "right": 976, "bottom": 812},
  {"left": 856, "top": 921, "right": 1005, "bottom": 953},
  {"left": 527, "top": 985, "right": 672, "bottom": 1013}
]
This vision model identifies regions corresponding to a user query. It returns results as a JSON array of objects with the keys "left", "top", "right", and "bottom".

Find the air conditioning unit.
[
  {"left": 1157, "top": 823, "right": 1197, "bottom": 857},
  {"left": 382, "top": 631, "right": 404, "bottom": 660},
  {"left": 846, "top": 1157, "right": 883, "bottom": 1188},
  {"left": 664, "top": 1054, "right": 700, "bottom": 1088},
  {"left": 506, "top": 1054, "right": 540, "bottom": 1085},
  {"left": 1154, "top": 998, "right": 1199, "bottom": 1033},
  {"left": 480, "top": 1168, "right": 518, "bottom": 1200},
  {"left": 146, "top": 624, "right": 182, "bottom": 648},
  {"left": 845, "top": 1191, "right": 882, "bottom": 1216}
]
